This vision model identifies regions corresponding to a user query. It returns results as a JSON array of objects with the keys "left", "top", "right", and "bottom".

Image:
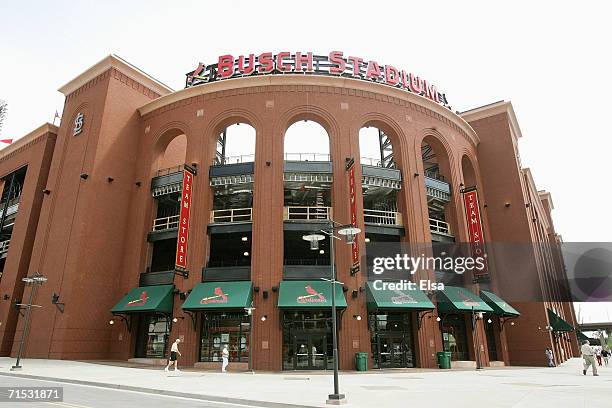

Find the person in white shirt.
[
  {"left": 165, "top": 339, "right": 182, "bottom": 372},
  {"left": 581, "top": 340, "right": 599, "bottom": 376},
  {"left": 221, "top": 345, "right": 229, "bottom": 373}
]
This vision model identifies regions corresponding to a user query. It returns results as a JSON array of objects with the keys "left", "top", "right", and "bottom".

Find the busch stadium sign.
[{"left": 185, "top": 51, "right": 450, "bottom": 107}]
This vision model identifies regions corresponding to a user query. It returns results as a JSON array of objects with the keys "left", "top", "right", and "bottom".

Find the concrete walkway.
[{"left": 0, "top": 358, "right": 610, "bottom": 408}]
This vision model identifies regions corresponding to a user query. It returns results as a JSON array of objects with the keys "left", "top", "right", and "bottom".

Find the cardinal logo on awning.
[
  {"left": 297, "top": 285, "right": 326, "bottom": 303},
  {"left": 200, "top": 287, "right": 228, "bottom": 304},
  {"left": 391, "top": 290, "right": 417, "bottom": 304},
  {"left": 458, "top": 289, "right": 480, "bottom": 307},
  {"left": 126, "top": 290, "right": 149, "bottom": 307}
]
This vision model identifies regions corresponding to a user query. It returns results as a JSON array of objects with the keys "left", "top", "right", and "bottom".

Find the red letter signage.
[
  {"left": 348, "top": 163, "right": 359, "bottom": 272},
  {"left": 175, "top": 166, "right": 195, "bottom": 270},
  {"left": 462, "top": 189, "right": 489, "bottom": 280}
]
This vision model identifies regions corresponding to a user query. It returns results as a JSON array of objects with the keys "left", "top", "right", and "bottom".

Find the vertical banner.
[
  {"left": 175, "top": 165, "right": 195, "bottom": 271},
  {"left": 462, "top": 188, "right": 489, "bottom": 280},
  {"left": 348, "top": 163, "right": 360, "bottom": 274}
]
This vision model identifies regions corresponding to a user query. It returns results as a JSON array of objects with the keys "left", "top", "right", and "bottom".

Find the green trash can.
[
  {"left": 437, "top": 351, "right": 452, "bottom": 369},
  {"left": 355, "top": 352, "right": 368, "bottom": 371}
]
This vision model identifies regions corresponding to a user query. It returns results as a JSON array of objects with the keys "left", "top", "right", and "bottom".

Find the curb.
[{"left": 0, "top": 372, "right": 320, "bottom": 408}]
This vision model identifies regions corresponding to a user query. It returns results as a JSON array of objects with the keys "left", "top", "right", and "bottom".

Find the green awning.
[
  {"left": 577, "top": 330, "right": 590, "bottom": 342},
  {"left": 278, "top": 281, "right": 347, "bottom": 308},
  {"left": 182, "top": 281, "right": 253, "bottom": 310},
  {"left": 547, "top": 308, "right": 574, "bottom": 332},
  {"left": 479, "top": 290, "right": 520, "bottom": 317},
  {"left": 111, "top": 284, "right": 174, "bottom": 314},
  {"left": 366, "top": 282, "right": 434, "bottom": 311},
  {"left": 436, "top": 286, "right": 494, "bottom": 313}
]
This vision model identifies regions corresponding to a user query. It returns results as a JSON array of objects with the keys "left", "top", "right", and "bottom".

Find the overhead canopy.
[
  {"left": 436, "top": 286, "right": 493, "bottom": 313},
  {"left": 278, "top": 281, "right": 347, "bottom": 309},
  {"left": 182, "top": 281, "right": 253, "bottom": 310},
  {"left": 366, "top": 282, "right": 434, "bottom": 311},
  {"left": 547, "top": 308, "right": 574, "bottom": 332},
  {"left": 111, "top": 284, "right": 174, "bottom": 314},
  {"left": 576, "top": 330, "right": 590, "bottom": 342},
  {"left": 479, "top": 290, "right": 520, "bottom": 317}
]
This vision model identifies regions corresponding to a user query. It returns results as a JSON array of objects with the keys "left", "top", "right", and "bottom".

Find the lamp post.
[
  {"left": 11, "top": 272, "right": 47, "bottom": 370},
  {"left": 303, "top": 220, "right": 361, "bottom": 405},
  {"left": 471, "top": 307, "right": 483, "bottom": 370}
]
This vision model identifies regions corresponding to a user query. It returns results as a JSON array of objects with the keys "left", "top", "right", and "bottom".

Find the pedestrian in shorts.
[{"left": 165, "top": 339, "right": 182, "bottom": 372}]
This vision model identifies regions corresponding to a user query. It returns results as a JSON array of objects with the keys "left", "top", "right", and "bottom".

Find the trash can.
[
  {"left": 355, "top": 352, "right": 368, "bottom": 371},
  {"left": 437, "top": 351, "right": 452, "bottom": 369}
]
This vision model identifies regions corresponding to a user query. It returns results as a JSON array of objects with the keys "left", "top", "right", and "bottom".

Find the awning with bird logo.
[
  {"left": 182, "top": 281, "right": 253, "bottom": 310},
  {"left": 277, "top": 280, "right": 347, "bottom": 309},
  {"left": 111, "top": 284, "right": 174, "bottom": 314}
]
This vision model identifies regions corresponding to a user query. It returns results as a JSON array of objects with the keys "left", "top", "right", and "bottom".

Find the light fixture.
[
  {"left": 337, "top": 226, "right": 362, "bottom": 245},
  {"left": 109, "top": 320, "right": 115, "bottom": 325},
  {"left": 319, "top": 249, "right": 325, "bottom": 254},
  {"left": 172, "top": 317, "right": 178, "bottom": 323},
  {"left": 436, "top": 316, "right": 441, "bottom": 322},
  {"left": 243, "top": 251, "right": 249, "bottom": 257},
  {"left": 302, "top": 233, "right": 325, "bottom": 250},
  {"left": 364, "top": 237, "right": 370, "bottom": 243},
  {"left": 487, "top": 318, "right": 492, "bottom": 324},
  {"left": 241, "top": 236, "right": 248, "bottom": 242},
  {"left": 261, "top": 315, "right": 267, "bottom": 322},
  {"left": 353, "top": 315, "right": 362, "bottom": 321},
  {"left": 510, "top": 322, "right": 515, "bottom": 326}
]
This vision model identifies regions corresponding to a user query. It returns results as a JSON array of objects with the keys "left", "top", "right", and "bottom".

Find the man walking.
[
  {"left": 221, "top": 344, "right": 229, "bottom": 373},
  {"left": 602, "top": 348, "right": 610, "bottom": 366},
  {"left": 581, "top": 340, "right": 599, "bottom": 376},
  {"left": 165, "top": 339, "right": 182, "bottom": 372},
  {"left": 545, "top": 348, "right": 555, "bottom": 367}
]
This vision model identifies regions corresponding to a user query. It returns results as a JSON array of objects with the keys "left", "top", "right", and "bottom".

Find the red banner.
[
  {"left": 349, "top": 164, "right": 359, "bottom": 268},
  {"left": 175, "top": 166, "right": 194, "bottom": 270},
  {"left": 462, "top": 189, "right": 488, "bottom": 279}
]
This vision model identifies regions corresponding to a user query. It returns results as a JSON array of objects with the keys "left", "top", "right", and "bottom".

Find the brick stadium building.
[{"left": 0, "top": 53, "right": 578, "bottom": 370}]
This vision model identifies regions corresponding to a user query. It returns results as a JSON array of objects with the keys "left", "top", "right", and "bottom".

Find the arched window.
[
  {"left": 215, "top": 123, "right": 256, "bottom": 165},
  {"left": 284, "top": 120, "right": 330, "bottom": 162}
]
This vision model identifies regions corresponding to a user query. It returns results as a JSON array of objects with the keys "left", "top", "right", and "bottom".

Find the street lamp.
[
  {"left": 303, "top": 220, "right": 361, "bottom": 405},
  {"left": 11, "top": 272, "right": 47, "bottom": 371},
  {"left": 471, "top": 308, "right": 484, "bottom": 370}
]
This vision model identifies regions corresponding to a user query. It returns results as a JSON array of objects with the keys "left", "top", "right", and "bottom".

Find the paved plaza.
[{"left": 0, "top": 357, "right": 610, "bottom": 407}]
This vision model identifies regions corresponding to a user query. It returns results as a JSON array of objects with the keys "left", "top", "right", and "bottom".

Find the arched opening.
[
  {"left": 208, "top": 123, "right": 256, "bottom": 268},
  {"left": 421, "top": 136, "right": 454, "bottom": 239},
  {"left": 284, "top": 120, "right": 330, "bottom": 162},
  {"left": 461, "top": 155, "right": 477, "bottom": 189}
]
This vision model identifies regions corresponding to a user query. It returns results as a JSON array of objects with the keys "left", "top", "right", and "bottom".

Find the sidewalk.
[{"left": 1, "top": 357, "right": 610, "bottom": 408}]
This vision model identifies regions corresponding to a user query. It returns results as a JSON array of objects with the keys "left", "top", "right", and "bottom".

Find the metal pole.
[
  {"left": 472, "top": 307, "right": 482, "bottom": 370},
  {"left": 12, "top": 282, "right": 37, "bottom": 370},
  {"left": 248, "top": 306, "right": 254, "bottom": 373},
  {"left": 328, "top": 221, "right": 342, "bottom": 401}
]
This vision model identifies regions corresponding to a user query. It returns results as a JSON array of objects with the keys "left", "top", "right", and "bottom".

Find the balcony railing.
[
  {"left": 0, "top": 240, "right": 9, "bottom": 257},
  {"left": 284, "top": 206, "right": 331, "bottom": 221},
  {"left": 360, "top": 157, "right": 397, "bottom": 169},
  {"left": 210, "top": 208, "right": 253, "bottom": 223},
  {"left": 284, "top": 153, "right": 331, "bottom": 162},
  {"left": 212, "top": 154, "right": 255, "bottom": 165},
  {"left": 152, "top": 215, "right": 179, "bottom": 231},
  {"left": 364, "top": 209, "right": 403, "bottom": 226},
  {"left": 430, "top": 218, "right": 452, "bottom": 235},
  {"left": 155, "top": 165, "right": 184, "bottom": 177}
]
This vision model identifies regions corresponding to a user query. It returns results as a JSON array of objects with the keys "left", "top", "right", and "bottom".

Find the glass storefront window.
[
  {"left": 135, "top": 314, "right": 170, "bottom": 359},
  {"left": 200, "top": 313, "right": 250, "bottom": 363},
  {"left": 441, "top": 314, "right": 469, "bottom": 361},
  {"left": 485, "top": 318, "right": 499, "bottom": 361},
  {"left": 282, "top": 311, "right": 333, "bottom": 370},
  {"left": 368, "top": 312, "right": 416, "bottom": 368}
]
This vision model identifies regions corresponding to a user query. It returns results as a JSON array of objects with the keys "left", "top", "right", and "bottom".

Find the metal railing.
[
  {"left": 284, "top": 153, "right": 331, "bottom": 162},
  {"left": 363, "top": 209, "right": 403, "bottom": 226},
  {"left": 284, "top": 206, "right": 331, "bottom": 221},
  {"left": 0, "top": 240, "right": 10, "bottom": 256},
  {"left": 360, "top": 157, "right": 397, "bottom": 168},
  {"left": 424, "top": 170, "right": 446, "bottom": 182},
  {"left": 152, "top": 215, "right": 180, "bottom": 231},
  {"left": 213, "top": 154, "right": 255, "bottom": 165},
  {"left": 210, "top": 207, "right": 253, "bottom": 223},
  {"left": 430, "top": 218, "right": 452, "bottom": 235},
  {"left": 155, "top": 165, "right": 184, "bottom": 177}
]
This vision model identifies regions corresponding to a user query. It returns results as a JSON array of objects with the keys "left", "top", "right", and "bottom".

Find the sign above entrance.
[{"left": 185, "top": 51, "right": 450, "bottom": 107}]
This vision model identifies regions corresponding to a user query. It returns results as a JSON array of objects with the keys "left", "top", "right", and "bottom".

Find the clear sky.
[{"left": 0, "top": 1, "right": 610, "bottom": 320}]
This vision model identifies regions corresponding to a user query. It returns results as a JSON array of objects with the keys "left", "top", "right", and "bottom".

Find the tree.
[{"left": 0, "top": 100, "right": 7, "bottom": 136}]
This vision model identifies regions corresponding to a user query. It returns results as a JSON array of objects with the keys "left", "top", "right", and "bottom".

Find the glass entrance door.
[
  {"left": 376, "top": 334, "right": 408, "bottom": 368},
  {"left": 294, "top": 333, "right": 328, "bottom": 370}
]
